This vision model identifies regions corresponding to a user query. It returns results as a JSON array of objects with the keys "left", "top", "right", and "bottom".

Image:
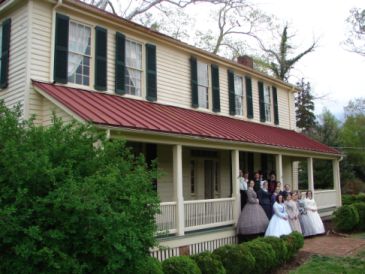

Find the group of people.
[{"left": 237, "top": 170, "right": 325, "bottom": 241}]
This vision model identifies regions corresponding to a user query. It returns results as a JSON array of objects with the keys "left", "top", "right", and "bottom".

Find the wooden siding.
[
  {"left": 0, "top": 2, "right": 28, "bottom": 111},
  {"left": 41, "top": 96, "right": 73, "bottom": 126}
]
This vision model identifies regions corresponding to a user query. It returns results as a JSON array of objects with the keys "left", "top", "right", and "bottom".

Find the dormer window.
[
  {"left": 67, "top": 21, "right": 91, "bottom": 86},
  {"left": 125, "top": 40, "right": 142, "bottom": 96}
]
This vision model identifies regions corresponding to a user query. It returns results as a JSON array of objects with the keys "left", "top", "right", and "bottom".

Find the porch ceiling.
[{"left": 32, "top": 80, "right": 340, "bottom": 156}]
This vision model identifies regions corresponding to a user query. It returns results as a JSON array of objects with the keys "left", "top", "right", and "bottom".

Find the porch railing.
[
  {"left": 184, "top": 198, "right": 235, "bottom": 231},
  {"left": 155, "top": 202, "right": 177, "bottom": 234},
  {"left": 156, "top": 198, "right": 236, "bottom": 234}
]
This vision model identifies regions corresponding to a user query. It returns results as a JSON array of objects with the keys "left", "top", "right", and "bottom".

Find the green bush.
[
  {"left": 243, "top": 240, "right": 276, "bottom": 274},
  {"left": 280, "top": 234, "right": 297, "bottom": 261},
  {"left": 352, "top": 203, "right": 365, "bottom": 231},
  {"left": 191, "top": 251, "right": 226, "bottom": 274},
  {"left": 290, "top": 231, "right": 305, "bottom": 251},
  {"left": 0, "top": 102, "right": 160, "bottom": 273},
  {"left": 162, "top": 256, "right": 201, "bottom": 274},
  {"left": 342, "top": 193, "right": 365, "bottom": 205},
  {"left": 333, "top": 205, "right": 360, "bottom": 232},
  {"left": 213, "top": 244, "right": 255, "bottom": 274},
  {"left": 135, "top": 256, "right": 163, "bottom": 274},
  {"left": 256, "top": 236, "right": 287, "bottom": 265}
]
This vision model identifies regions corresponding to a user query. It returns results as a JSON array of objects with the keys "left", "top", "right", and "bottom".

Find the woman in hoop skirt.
[
  {"left": 237, "top": 180, "right": 269, "bottom": 242},
  {"left": 265, "top": 194, "right": 292, "bottom": 237}
]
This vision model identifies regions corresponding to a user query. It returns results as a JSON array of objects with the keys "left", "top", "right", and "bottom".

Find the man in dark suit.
[{"left": 257, "top": 181, "right": 272, "bottom": 219}]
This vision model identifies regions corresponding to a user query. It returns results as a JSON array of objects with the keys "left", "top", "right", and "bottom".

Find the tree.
[
  {"left": 258, "top": 24, "right": 317, "bottom": 81},
  {"left": 295, "top": 79, "right": 316, "bottom": 133},
  {"left": 0, "top": 102, "right": 159, "bottom": 273},
  {"left": 344, "top": 8, "right": 365, "bottom": 57},
  {"left": 344, "top": 97, "right": 365, "bottom": 117}
]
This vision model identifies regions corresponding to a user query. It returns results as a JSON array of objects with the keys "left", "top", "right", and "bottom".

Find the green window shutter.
[
  {"left": 115, "top": 32, "right": 125, "bottom": 95},
  {"left": 94, "top": 26, "right": 107, "bottom": 91},
  {"left": 258, "top": 81, "right": 266, "bottom": 122},
  {"left": 245, "top": 76, "right": 253, "bottom": 119},
  {"left": 211, "top": 64, "right": 220, "bottom": 112},
  {"left": 54, "top": 14, "right": 69, "bottom": 84},
  {"left": 272, "top": 86, "right": 279, "bottom": 125},
  {"left": 190, "top": 57, "right": 198, "bottom": 108},
  {"left": 0, "top": 18, "right": 11, "bottom": 89},
  {"left": 227, "top": 69, "right": 235, "bottom": 115},
  {"left": 146, "top": 43, "right": 157, "bottom": 102}
]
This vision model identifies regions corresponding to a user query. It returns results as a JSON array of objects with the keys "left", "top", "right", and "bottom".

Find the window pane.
[
  {"left": 198, "top": 86, "right": 208, "bottom": 108},
  {"left": 235, "top": 95, "right": 243, "bottom": 116},
  {"left": 234, "top": 75, "right": 243, "bottom": 96},
  {"left": 126, "top": 40, "right": 142, "bottom": 70},
  {"left": 197, "top": 61, "right": 208, "bottom": 87},
  {"left": 68, "top": 21, "right": 91, "bottom": 86}
]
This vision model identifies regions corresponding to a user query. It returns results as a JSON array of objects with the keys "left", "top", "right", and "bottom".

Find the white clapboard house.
[{"left": 0, "top": 0, "right": 341, "bottom": 260}]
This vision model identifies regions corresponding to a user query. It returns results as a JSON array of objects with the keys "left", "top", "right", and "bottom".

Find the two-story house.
[{"left": 0, "top": 0, "right": 341, "bottom": 260}]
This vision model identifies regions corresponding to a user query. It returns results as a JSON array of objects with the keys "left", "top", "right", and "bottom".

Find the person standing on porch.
[
  {"left": 268, "top": 172, "right": 277, "bottom": 194},
  {"left": 238, "top": 170, "right": 248, "bottom": 210},
  {"left": 258, "top": 181, "right": 272, "bottom": 219},
  {"left": 237, "top": 180, "right": 269, "bottom": 242},
  {"left": 304, "top": 190, "right": 325, "bottom": 236},
  {"left": 254, "top": 171, "right": 261, "bottom": 193}
]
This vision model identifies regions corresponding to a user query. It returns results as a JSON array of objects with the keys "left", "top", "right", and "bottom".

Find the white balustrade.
[
  {"left": 184, "top": 198, "right": 235, "bottom": 231},
  {"left": 314, "top": 189, "right": 337, "bottom": 210},
  {"left": 155, "top": 202, "right": 177, "bottom": 234}
]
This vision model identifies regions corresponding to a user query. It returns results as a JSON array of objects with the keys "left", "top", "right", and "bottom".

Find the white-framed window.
[
  {"left": 125, "top": 39, "right": 142, "bottom": 96},
  {"left": 68, "top": 21, "right": 91, "bottom": 86},
  {"left": 197, "top": 61, "right": 209, "bottom": 108},
  {"left": 234, "top": 75, "right": 244, "bottom": 116},
  {"left": 264, "top": 85, "right": 272, "bottom": 122},
  {"left": 0, "top": 23, "right": 3, "bottom": 76}
]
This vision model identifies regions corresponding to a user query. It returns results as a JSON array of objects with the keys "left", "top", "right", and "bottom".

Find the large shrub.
[
  {"left": 280, "top": 234, "right": 297, "bottom": 261},
  {"left": 352, "top": 203, "right": 365, "bottom": 231},
  {"left": 256, "top": 236, "right": 287, "bottom": 265},
  {"left": 333, "top": 205, "right": 360, "bottom": 232},
  {"left": 290, "top": 231, "right": 305, "bottom": 251},
  {"left": 191, "top": 251, "right": 226, "bottom": 274},
  {"left": 0, "top": 102, "right": 160, "bottom": 273},
  {"left": 213, "top": 244, "right": 255, "bottom": 274},
  {"left": 162, "top": 256, "right": 201, "bottom": 274},
  {"left": 243, "top": 240, "right": 276, "bottom": 274},
  {"left": 135, "top": 256, "right": 163, "bottom": 274},
  {"left": 342, "top": 193, "right": 365, "bottom": 205}
]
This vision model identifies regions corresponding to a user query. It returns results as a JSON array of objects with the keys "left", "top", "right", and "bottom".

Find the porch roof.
[{"left": 32, "top": 80, "right": 340, "bottom": 156}]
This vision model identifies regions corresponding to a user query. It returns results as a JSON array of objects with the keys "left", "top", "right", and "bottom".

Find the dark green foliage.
[
  {"left": 295, "top": 79, "right": 316, "bottom": 132},
  {"left": 0, "top": 102, "right": 160, "bottom": 273},
  {"left": 191, "top": 251, "right": 226, "bottom": 274},
  {"left": 280, "top": 234, "right": 297, "bottom": 261},
  {"left": 352, "top": 203, "right": 365, "bottom": 231},
  {"left": 243, "top": 240, "right": 275, "bottom": 274},
  {"left": 135, "top": 256, "right": 163, "bottom": 274},
  {"left": 290, "top": 231, "right": 304, "bottom": 251},
  {"left": 333, "top": 205, "right": 360, "bottom": 232},
  {"left": 342, "top": 193, "right": 365, "bottom": 205},
  {"left": 162, "top": 256, "right": 201, "bottom": 274},
  {"left": 213, "top": 244, "right": 255, "bottom": 274},
  {"left": 256, "top": 236, "right": 287, "bottom": 265}
]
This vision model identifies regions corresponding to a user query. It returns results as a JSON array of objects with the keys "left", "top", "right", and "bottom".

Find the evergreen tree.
[{"left": 295, "top": 79, "right": 316, "bottom": 133}]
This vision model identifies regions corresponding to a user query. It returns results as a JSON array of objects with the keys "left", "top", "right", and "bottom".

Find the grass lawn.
[{"left": 290, "top": 247, "right": 365, "bottom": 274}]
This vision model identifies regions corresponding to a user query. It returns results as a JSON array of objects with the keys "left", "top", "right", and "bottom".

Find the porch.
[{"left": 128, "top": 142, "right": 342, "bottom": 236}]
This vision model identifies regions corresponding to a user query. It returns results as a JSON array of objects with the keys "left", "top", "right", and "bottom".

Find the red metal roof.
[{"left": 32, "top": 81, "right": 340, "bottom": 155}]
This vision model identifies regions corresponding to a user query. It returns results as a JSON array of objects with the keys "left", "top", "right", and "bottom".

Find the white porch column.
[
  {"left": 231, "top": 149, "right": 240, "bottom": 225},
  {"left": 276, "top": 154, "right": 283, "bottom": 189},
  {"left": 173, "top": 144, "right": 184, "bottom": 236},
  {"left": 307, "top": 157, "right": 314, "bottom": 198},
  {"left": 333, "top": 159, "right": 342, "bottom": 207}
]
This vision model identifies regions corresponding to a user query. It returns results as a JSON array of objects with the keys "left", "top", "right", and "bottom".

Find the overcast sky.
[{"left": 254, "top": 0, "right": 365, "bottom": 119}]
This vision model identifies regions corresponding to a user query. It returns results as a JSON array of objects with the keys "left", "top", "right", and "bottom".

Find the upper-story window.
[
  {"left": 68, "top": 21, "right": 91, "bottom": 86},
  {"left": 197, "top": 61, "right": 209, "bottom": 108},
  {"left": 264, "top": 85, "right": 272, "bottom": 122},
  {"left": 125, "top": 39, "right": 142, "bottom": 96},
  {"left": 234, "top": 75, "right": 244, "bottom": 116}
]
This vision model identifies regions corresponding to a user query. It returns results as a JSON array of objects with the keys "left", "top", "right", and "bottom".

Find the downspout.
[{"left": 50, "top": 0, "right": 63, "bottom": 83}]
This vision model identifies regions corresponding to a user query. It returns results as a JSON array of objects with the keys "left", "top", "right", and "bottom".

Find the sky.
[{"left": 253, "top": 0, "right": 365, "bottom": 119}]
